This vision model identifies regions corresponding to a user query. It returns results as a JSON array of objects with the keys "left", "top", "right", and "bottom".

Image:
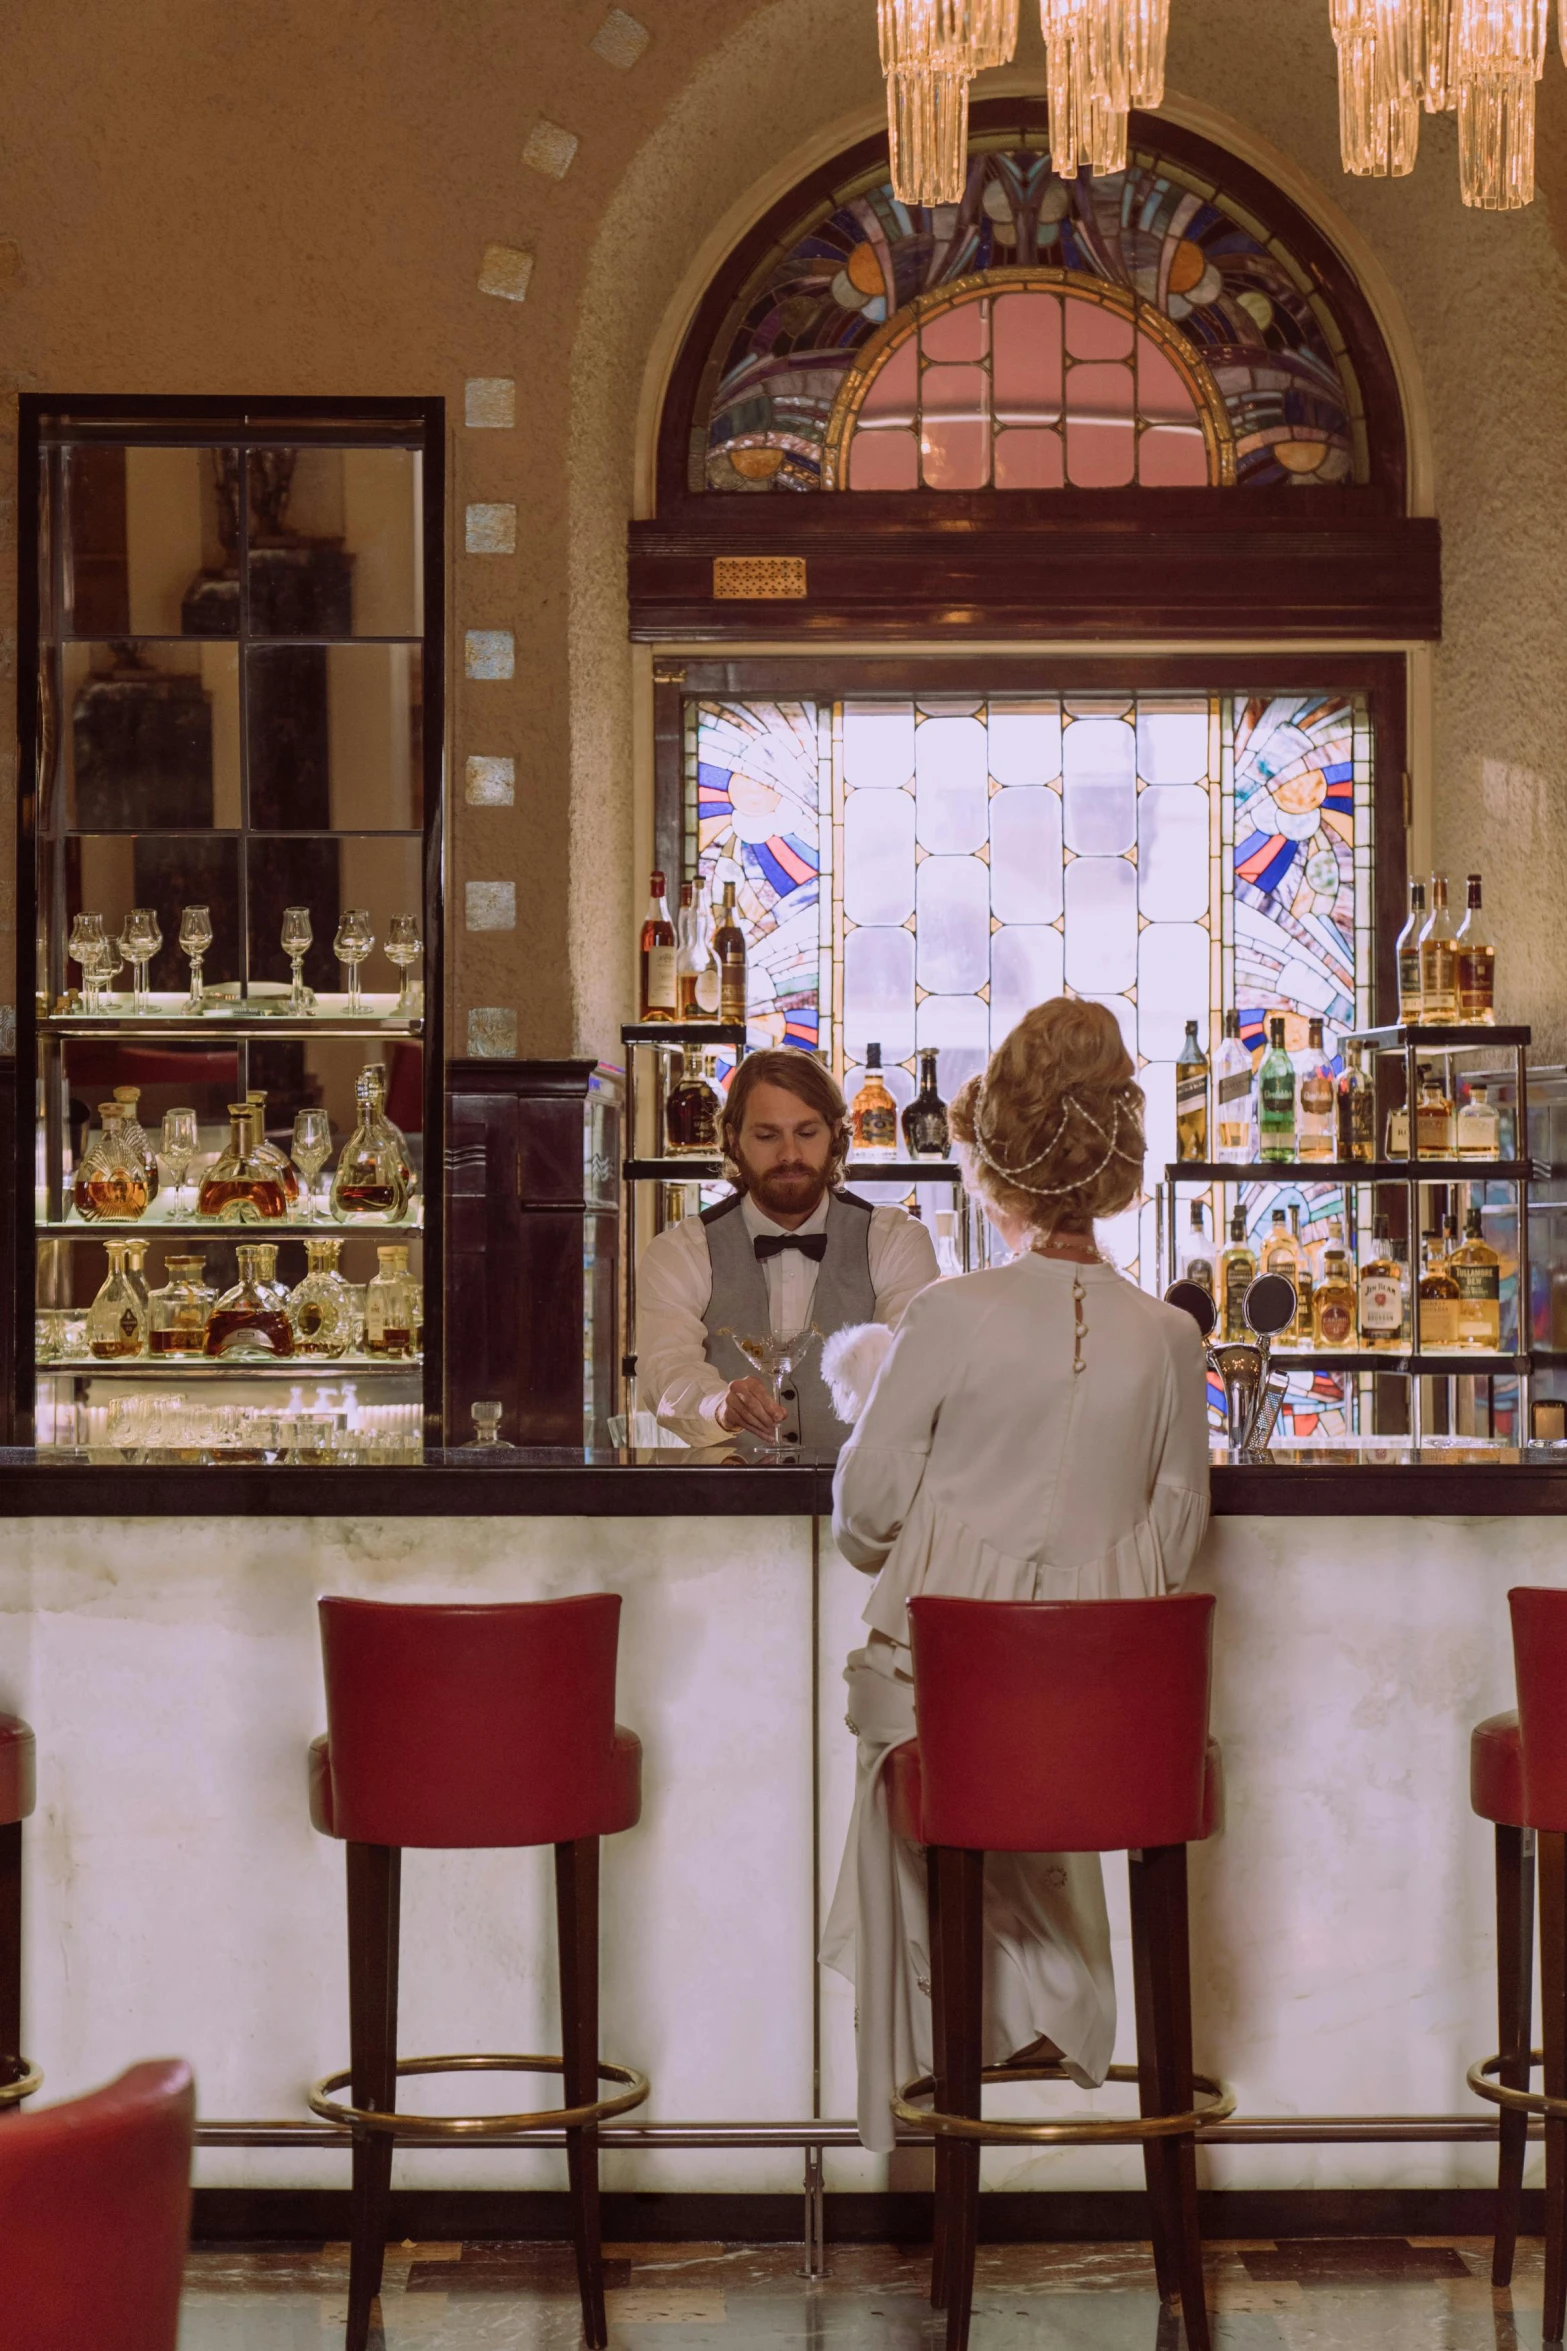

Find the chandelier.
[{"left": 1330, "top": 0, "right": 1559, "bottom": 207}]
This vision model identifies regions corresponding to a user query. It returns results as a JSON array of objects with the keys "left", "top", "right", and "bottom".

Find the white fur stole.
[{"left": 822, "top": 1321, "right": 895, "bottom": 1426}]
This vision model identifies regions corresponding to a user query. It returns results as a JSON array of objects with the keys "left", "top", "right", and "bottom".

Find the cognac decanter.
[{"left": 196, "top": 1104, "right": 290, "bottom": 1223}]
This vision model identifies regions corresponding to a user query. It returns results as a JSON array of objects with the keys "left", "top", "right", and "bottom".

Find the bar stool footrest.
[
  {"left": 893, "top": 2059, "right": 1234, "bottom": 2146},
  {"left": 1468, "top": 2051, "right": 1564, "bottom": 2120},
  {"left": 0, "top": 2058, "right": 42, "bottom": 2110},
  {"left": 308, "top": 2052, "right": 648, "bottom": 2139}
]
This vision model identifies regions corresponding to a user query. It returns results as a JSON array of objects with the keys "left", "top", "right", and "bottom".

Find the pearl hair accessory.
[{"left": 969, "top": 1082, "right": 1142, "bottom": 1199}]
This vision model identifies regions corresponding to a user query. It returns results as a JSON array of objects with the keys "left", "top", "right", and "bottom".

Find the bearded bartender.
[{"left": 637, "top": 1050, "right": 938, "bottom": 1449}]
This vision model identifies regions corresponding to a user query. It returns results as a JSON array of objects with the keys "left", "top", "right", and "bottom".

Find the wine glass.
[
  {"left": 178, "top": 905, "right": 213, "bottom": 1013},
  {"left": 119, "top": 908, "right": 162, "bottom": 1014},
  {"left": 384, "top": 914, "right": 422, "bottom": 1017},
  {"left": 92, "top": 932, "right": 125, "bottom": 1010},
  {"left": 333, "top": 909, "right": 374, "bottom": 1014},
  {"left": 161, "top": 1108, "right": 200, "bottom": 1220},
  {"left": 68, "top": 913, "right": 106, "bottom": 1012},
  {"left": 292, "top": 1108, "right": 332, "bottom": 1215},
  {"left": 281, "top": 906, "right": 313, "bottom": 1014}
]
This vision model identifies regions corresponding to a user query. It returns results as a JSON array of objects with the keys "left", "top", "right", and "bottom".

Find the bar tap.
[{"left": 1164, "top": 1271, "right": 1297, "bottom": 1459}]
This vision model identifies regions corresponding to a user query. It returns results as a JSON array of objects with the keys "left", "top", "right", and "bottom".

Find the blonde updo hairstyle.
[{"left": 949, "top": 997, "right": 1145, "bottom": 1243}]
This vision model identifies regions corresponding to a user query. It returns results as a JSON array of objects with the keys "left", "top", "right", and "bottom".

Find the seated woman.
[{"left": 822, "top": 996, "right": 1212, "bottom": 2152}]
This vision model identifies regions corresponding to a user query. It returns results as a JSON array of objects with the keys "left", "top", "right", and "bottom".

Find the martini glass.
[{"left": 721, "top": 1324, "right": 821, "bottom": 1451}]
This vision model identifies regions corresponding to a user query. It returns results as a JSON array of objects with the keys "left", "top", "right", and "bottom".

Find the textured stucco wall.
[{"left": 0, "top": 1, "right": 1563, "bottom": 1059}]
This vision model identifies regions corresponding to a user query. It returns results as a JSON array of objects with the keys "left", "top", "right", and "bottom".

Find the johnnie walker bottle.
[
  {"left": 1418, "top": 875, "right": 1458, "bottom": 1024},
  {"left": 1219, "top": 1207, "right": 1256, "bottom": 1342},
  {"left": 197, "top": 1103, "right": 290, "bottom": 1222},
  {"left": 364, "top": 1245, "right": 420, "bottom": 1359},
  {"left": 1456, "top": 873, "right": 1495, "bottom": 1025},
  {"left": 204, "top": 1244, "right": 296, "bottom": 1358},
  {"left": 87, "top": 1242, "right": 148, "bottom": 1360},
  {"left": 639, "top": 870, "right": 678, "bottom": 1022},
  {"left": 903, "top": 1049, "right": 950, "bottom": 1159},
  {"left": 148, "top": 1254, "right": 215, "bottom": 1356},
  {"left": 74, "top": 1104, "right": 150, "bottom": 1222},
  {"left": 1257, "top": 1018, "right": 1297, "bottom": 1163},
  {"left": 331, "top": 1068, "right": 413, "bottom": 1224},
  {"left": 1213, "top": 1011, "right": 1254, "bottom": 1164},
  {"left": 1175, "top": 1019, "right": 1208, "bottom": 1162},
  {"left": 1396, "top": 879, "right": 1427, "bottom": 1024},
  {"left": 850, "top": 1045, "right": 898, "bottom": 1160}
]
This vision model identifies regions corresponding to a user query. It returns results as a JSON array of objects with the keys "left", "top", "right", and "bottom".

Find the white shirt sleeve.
[
  {"left": 634, "top": 1220, "right": 731, "bottom": 1445},
  {"left": 866, "top": 1206, "right": 940, "bottom": 1327}
]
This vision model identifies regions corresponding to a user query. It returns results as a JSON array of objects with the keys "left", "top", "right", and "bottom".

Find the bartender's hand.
[{"left": 717, "top": 1377, "right": 788, "bottom": 1438}]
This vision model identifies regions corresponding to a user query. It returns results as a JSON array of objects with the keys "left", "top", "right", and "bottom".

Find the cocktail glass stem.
[{"left": 132, "top": 957, "right": 147, "bottom": 1013}]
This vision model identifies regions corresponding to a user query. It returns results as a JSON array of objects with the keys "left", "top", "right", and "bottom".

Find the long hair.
[{"left": 720, "top": 1050, "right": 851, "bottom": 1192}]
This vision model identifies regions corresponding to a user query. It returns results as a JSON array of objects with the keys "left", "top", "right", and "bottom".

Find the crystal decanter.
[
  {"left": 196, "top": 1104, "right": 290, "bottom": 1223},
  {"left": 245, "top": 1092, "right": 301, "bottom": 1209},
  {"left": 74, "top": 1104, "right": 150, "bottom": 1222},
  {"left": 248, "top": 1241, "right": 290, "bottom": 1312},
  {"left": 148, "top": 1254, "right": 215, "bottom": 1356},
  {"left": 112, "top": 1086, "right": 160, "bottom": 1203},
  {"left": 87, "top": 1242, "right": 148, "bottom": 1359},
  {"left": 330, "top": 1068, "right": 412, "bottom": 1224},
  {"left": 203, "top": 1244, "right": 296, "bottom": 1357},
  {"left": 286, "top": 1238, "right": 361, "bottom": 1357},
  {"left": 364, "top": 1244, "right": 420, "bottom": 1358}
]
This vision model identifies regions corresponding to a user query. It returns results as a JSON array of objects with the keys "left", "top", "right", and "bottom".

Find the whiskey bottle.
[
  {"left": 639, "top": 871, "right": 678, "bottom": 1022},
  {"left": 286, "top": 1238, "right": 361, "bottom": 1357},
  {"left": 850, "top": 1045, "right": 898, "bottom": 1160},
  {"left": 1417, "top": 1227, "right": 1462, "bottom": 1351},
  {"left": 330, "top": 1069, "right": 412, "bottom": 1224},
  {"left": 74, "top": 1104, "right": 150, "bottom": 1223},
  {"left": 147, "top": 1254, "right": 215, "bottom": 1355},
  {"left": 1182, "top": 1200, "right": 1215, "bottom": 1296},
  {"left": 1175, "top": 1019, "right": 1208, "bottom": 1162},
  {"left": 364, "top": 1244, "right": 420, "bottom": 1359},
  {"left": 1213, "top": 1011, "right": 1255, "bottom": 1164},
  {"left": 1261, "top": 1206, "right": 1301, "bottom": 1342},
  {"left": 1289, "top": 1203, "right": 1315, "bottom": 1344},
  {"left": 1314, "top": 1233, "right": 1357, "bottom": 1349},
  {"left": 204, "top": 1243, "right": 295, "bottom": 1357},
  {"left": 1451, "top": 1205, "right": 1502, "bottom": 1351},
  {"left": 676, "top": 881, "right": 720, "bottom": 1021},
  {"left": 1418, "top": 874, "right": 1458, "bottom": 1024},
  {"left": 1335, "top": 1041, "right": 1375, "bottom": 1164},
  {"left": 902, "top": 1050, "right": 950, "bottom": 1159},
  {"left": 87, "top": 1242, "right": 148, "bottom": 1360},
  {"left": 1257, "top": 1018, "right": 1296, "bottom": 1163},
  {"left": 1396, "top": 879, "right": 1427, "bottom": 1025},
  {"left": 1456, "top": 1082, "right": 1501, "bottom": 1159},
  {"left": 665, "top": 1047, "right": 722, "bottom": 1154},
  {"left": 713, "top": 882, "right": 748, "bottom": 1028},
  {"left": 1219, "top": 1207, "right": 1256, "bottom": 1342},
  {"left": 1358, "top": 1215, "right": 1405, "bottom": 1352},
  {"left": 1455, "top": 873, "right": 1496, "bottom": 1025},
  {"left": 1416, "top": 1066, "right": 1454, "bottom": 1158},
  {"left": 1296, "top": 1019, "right": 1336, "bottom": 1161},
  {"left": 198, "top": 1104, "right": 290, "bottom": 1223}
]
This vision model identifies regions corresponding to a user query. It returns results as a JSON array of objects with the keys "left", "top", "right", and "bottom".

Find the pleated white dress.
[{"left": 822, "top": 1254, "right": 1212, "bottom": 2151}]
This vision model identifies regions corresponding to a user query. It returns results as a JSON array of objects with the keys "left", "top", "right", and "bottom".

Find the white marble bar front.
[{"left": 0, "top": 1505, "right": 1561, "bottom": 2199}]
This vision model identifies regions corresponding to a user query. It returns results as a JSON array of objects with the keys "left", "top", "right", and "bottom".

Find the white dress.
[{"left": 822, "top": 1255, "right": 1212, "bottom": 2152}]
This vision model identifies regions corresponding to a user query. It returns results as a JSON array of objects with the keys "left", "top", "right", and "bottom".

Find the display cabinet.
[{"left": 14, "top": 396, "right": 444, "bottom": 1459}]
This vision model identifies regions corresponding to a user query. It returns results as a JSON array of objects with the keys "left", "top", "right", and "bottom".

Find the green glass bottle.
[{"left": 1258, "top": 1016, "right": 1297, "bottom": 1164}]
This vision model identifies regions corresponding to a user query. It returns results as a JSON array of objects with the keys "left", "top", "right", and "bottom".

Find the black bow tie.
[{"left": 754, "top": 1233, "right": 828, "bottom": 1263}]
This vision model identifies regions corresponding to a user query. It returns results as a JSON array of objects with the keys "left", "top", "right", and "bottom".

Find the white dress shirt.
[{"left": 637, "top": 1190, "right": 939, "bottom": 1444}]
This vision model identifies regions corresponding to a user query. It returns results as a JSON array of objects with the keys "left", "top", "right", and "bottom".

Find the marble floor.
[{"left": 177, "top": 2235, "right": 1555, "bottom": 2348}]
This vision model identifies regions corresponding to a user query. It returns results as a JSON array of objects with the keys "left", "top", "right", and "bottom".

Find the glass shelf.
[
  {"left": 39, "top": 1202, "right": 424, "bottom": 1236},
  {"left": 1165, "top": 1160, "right": 1528, "bottom": 1182},
  {"left": 38, "top": 1355, "right": 421, "bottom": 1380},
  {"left": 42, "top": 990, "right": 422, "bottom": 1038}
]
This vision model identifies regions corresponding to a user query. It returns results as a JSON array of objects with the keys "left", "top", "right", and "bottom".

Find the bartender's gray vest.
[{"left": 701, "top": 1189, "right": 877, "bottom": 1451}]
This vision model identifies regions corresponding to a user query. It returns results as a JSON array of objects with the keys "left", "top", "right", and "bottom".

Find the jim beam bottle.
[
  {"left": 1175, "top": 1020, "right": 1208, "bottom": 1162},
  {"left": 1451, "top": 1205, "right": 1502, "bottom": 1351},
  {"left": 1336, "top": 1040, "right": 1375, "bottom": 1164},
  {"left": 1418, "top": 874, "right": 1458, "bottom": 1025},
  {"left": 1455, "top": 873, "right": 1495, "bottom": 1025},
  {"left": 639, "top": 871, "right": 678, "bottom": 1022},
  {"left": 1219, "top": 1207, "right": 1256, "bottom": 1342},
  {"left": 1396, "top": 879, "right": 1427, "bottom": 1024},
  {"left": 713, "top": 882, "right": 748, "bottom": 1027},
  {"left": 850, "top": 1045, "right": 898, "bottom": 1160},
  {"left": 1359, "top": 1215, "right": 1405, "bottom": 1352},
  {"left": 1214, "top": 1011, "right": 1254, "bottom": 1163}
]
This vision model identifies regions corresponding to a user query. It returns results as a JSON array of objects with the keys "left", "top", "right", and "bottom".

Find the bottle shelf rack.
[
  {"left": 623, "top": 1156, "right": 963, "bottom": 1185},
  {"left": 619, "top": 1021, "right": 748, "bottom": 1050},
  {"left": 38, "top": 1205, "right": 424, "bottom": 1237},
  {"left": 37, "top": 1355, "right": 422, "bottom": 1381},
  {"left": 1165, "top": 1160, "right": 1530, "bottom": 1185}
]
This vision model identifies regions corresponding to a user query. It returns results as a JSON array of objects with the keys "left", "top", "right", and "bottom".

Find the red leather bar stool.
[
  {"left": 1468, "top": 1585, "right": 1567, "bottom": 2341},
  {"left": 307, "top": 1595, "right": 647, "bottom": 2351},
  {"left": 0, "top": 1712, "right": 40, "bottom": 2110},
  {"left": 888, "top": 1593, "right": 1230, "bottom": 2351}
]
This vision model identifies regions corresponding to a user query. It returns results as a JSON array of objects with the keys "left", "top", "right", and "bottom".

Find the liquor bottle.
[
  {"left": 1415, "top": 1066, "right": 1454, "bottom": 1158},
  {"left": 87, "top": 1243, "right": 148, "bottom": 1360},
  {"left": 1418, "top": 874, "right": 1458, "bottom": 1025},
  {"left": 850, "top": 1045, "right": 898, "bottom": 1160},
  {"left": 248, "top": 1242, "right": 290, "bottom": 1313},
  {"left": 204, "top": 1244, "right": 296, "bottom": 1357},
  {"left": 1296, "top": 1019, "right": 1336, "bottom": 1162},
  {"left": 112, "top": 1086, "right": 159, "bottom": 1202},
  {"left": 147, "top": 1255, "right": 215, "bottom": 1356},
  {"left": 1417, "top": 1227, "right": 1462, "bottom": 1351},
  {"left": 1289, "top": 1203, "right": 1315, "bottom": 1343},
  {"left": 1358, "top": 1215, "right": 1405, "bottom": 1352},
  {"left": 123, "top": 1241, "right": 151, "bottom": 1323},
  {"left": 1213, "top": 1011, "right": 1255, "bottom": 1164},
  {"left": 1456, "top": 873, "right": 1496, "bottom": 1025},
  {"left": 364, "top": 1244, "right": 421, "bottom": 1359},
  {"left": 665, "top": 1047, "right": 722, "bottom": 1154},
  {"left": 1396, "top": 879, "right": 1427, "bottom": 1025},
  {"left": 1219, "top": 1208, "right": 1256, "bottom": 1342},
  {"left": 363, "top": 1064, "right": 416, "bottom": 1200},
  {"left": 73, "top": 1104, "right": 150, "bottom": 1223},
  {"left": 1314, "top": 1232, "right": 1357, "bottom": 1349},
  {"left": 676, "top": 882, "right": 720, "bottom": 1021},
  {"left": 1182, "top": 1200, "right": 1214, "bottom": 1296},
  {"left": 639, "top": 871, "right": 678, "bottom": 1022},
  {"left": 903, "top": 1050, "right": 950, "bottom": 1159},
  {"left": 713, "top": 882, "right": 748, "bottom": 1027},
  {"left": 197, "top": 1104, "right": 291, "bottom": 1223},
  {"left": 1175, "top": 1019, "right": 1208, "bottom": 1162},
  {"left": 287, "top": 1238, "right": 362, "bottom": 1356},
  {"left": 1261, "top": 1207, "right": 1301, "bottom": 1342},
  {"left": 1456, "top": 1082, "right": 1500, "bottom": 1159},
  {"left": 330, "top": 1069, "right": 412, "bottom": 1223},
  {"left": 1451, "top": 1204, "right": 1502, "bottom": 1351},
  {"left": 245, "top": 1091, "right": 301, "bottom": 1207},
  {"left": 1335, "top": 1040, "right": 1375, "bottom": 1164},
  {"left": 1257, "top": 1018, "right": 1296, "bottom": 1163}
]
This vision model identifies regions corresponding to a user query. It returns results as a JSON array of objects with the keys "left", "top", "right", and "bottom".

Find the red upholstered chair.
[
  {"left": 0, "top": 1711, "right": 40, "bottom": 2108},
  {"left": 893, "top": 1594, "right": 1229, "bottom": 2351},
  {"left": 308, "top": 1595, "right": 646, "bottom": 2351},
  {"left": 0, "top": 2058, "right": 195, "bottom": 2349},
  {"left": 1469, "top": 1587, "right": 1567, "bottom": 2341}
]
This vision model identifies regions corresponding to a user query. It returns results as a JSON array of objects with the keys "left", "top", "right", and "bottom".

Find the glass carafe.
[
  {"left": 248, "top": 1241, "right": 290, "bottom": 1311},
  {"left": 112, "top": 1087, "right": 160, "bottom": 1203},
  {"left": 367, "top": 1063, "right": 415, "bottom": 1200},
  {"left": 204, "top": 1244, "right": 296, "bottom": 1357},
  {"left": 245, "top": 1093, "right": 301, "bottom": 1208},
  {"left": 331, "top": 1068, "right": 412, "bottom": 1224},
  {"left": 88, "top": 1242, "right": 148, "bottom": 1359},
  {"left": 74, "top": 1104, "right": 150, "bottom": 1222},
  {"left": 196, "top": 1104, "right": 290, "bottom": 1223},
  {"left": 364, "top": 1245, "right": 420, "bottom": 1358},
  {"left": 148, "top": 1254, "right": 215, "bottom": 1357},
  {"left": 287, "top": 1239, "right": 361, "bottom": 1357}
]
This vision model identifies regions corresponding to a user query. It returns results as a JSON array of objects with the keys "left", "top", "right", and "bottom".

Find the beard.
[{"left": 736, "top": 1148, "right": 831, "bottom": 1221}]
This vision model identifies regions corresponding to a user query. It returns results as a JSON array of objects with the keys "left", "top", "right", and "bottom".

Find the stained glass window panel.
[
  {"left": 1063, "top": 856, "right": 1138, "bottom": 992},
  {"left": 843, "top": 789, "right": 914, "bottom": 927},
  {"left": 989, "top": 789, "right": 1062, "bottom": 923},
  {"left": 1138, "top": 785, "right": 1210, "bottom": 922},
  {"left": 1062, "top": 717, "right": 1136, "bottom": 854},
  {"left": 916, "top": 857, "right": 992, "bottom": 995},
  {"left": 914, "top": 713, "right": 989, "bottom": 852}
]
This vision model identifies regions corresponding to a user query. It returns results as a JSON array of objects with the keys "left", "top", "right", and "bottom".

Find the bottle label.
[
  {"left": 1300, "top": 1076, "right": 1334, "bottom": 1118},
  {"left": 1417, "top": 1105, "right": 1453, "bottom": 1153},
  {"left": 1452, "top": 1264, "right": 1500, "bottom": 1303},
  {"left": 1360, "top": 1275, "right": 1403, "bottom": 1334},
  {"left": 1398, "top": 947, "right": 1422, "bottom": 1015},
  {"left": 1217, "top": 1072, "right": 1252, "bottom": 1105},
  {"left": 857, "top": 1106, "right": 897, "bottom": 1149},
  {"left": 1185, "top": 1258, "right": 1214, "bottom": 1294},
  {"left": 695, "top": 968, "right": 721, "bottom": 1015},
  {"left": 1176, "top": 1070, "right": 1206, "bottom": 1111},
  {"left": 1317, "top": 1293, "right": 1354, "bottom": 1346},
  {"left": 645, "top": 944, "right": 677, "bottom": 1011},
  {"left": 1420, "top": 1296, "right": 1461, "bottom": 1348}
]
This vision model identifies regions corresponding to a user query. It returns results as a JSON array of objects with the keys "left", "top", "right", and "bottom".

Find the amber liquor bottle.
[
  {"left": 1335, "top": 1041, "right": 1375, "bottom": 1164},
  {"left": 850, "top": 1045, "right": 898, "bottom": 1160},
  {"left": 1418, "top": 875, "right": 1458, "bottom": 1024},
  {"left": 197, "top": 1104, "right": 290, "bottom": 1222},
  {"left": 1175, "top": 1020, "right": 1208, "bottom": 1162},
  {"left": 1396, "top": 880, "right": 1427, "bottom": 1024},
  {"left": 639, "top": 871, "right": 678, "bottom": 1022},
  {"left": 713, "top": 882, "right": 747, "bottom": 1027},
  {"left": 1219, "top": 1208, "right": 1256, "bottom": 1342},
  {"left": 665, "top": 1048, "right": 721, "bottom": 1154},
  {"left": 1455, "top": 873, "right": 1496, "bottom": 1025},
  {"left": 1451, "top": 1206, "right": 1502, "bottom": 1350}
]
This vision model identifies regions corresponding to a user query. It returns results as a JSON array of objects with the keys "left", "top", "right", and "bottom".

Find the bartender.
[{"left": 637, "top": 1048, "right": 938, "bottom": 1449}]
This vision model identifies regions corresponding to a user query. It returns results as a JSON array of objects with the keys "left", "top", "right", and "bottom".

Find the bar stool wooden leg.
[
  {"left": 932, "top": 1845, "right": 985, "bottom": 2351},
  {"left": 1128, "top": 1848, "right": 1177, "bottom": 2305},
  {"left": 927, "top": 1847, "right": 952, "bottom": 2312},
  {"left": 0, "top": 1819, "right": 20, "bottom": 2104},
  {"left": 346, "top": 1842, "right": 401, "bottom": 2351},
  {"left": 1542, "top": 1831, "right": 1567, "bottom": 2345},
  {"left": 555, "top": 1836, "right": 608, "bottom": 2350},
  {"left": 1132, "top": 1844, "right": 1210, "bottom": 2351},
  {"left": 1493, "top": 1823, "right": 1537, "bottom": 2288}
]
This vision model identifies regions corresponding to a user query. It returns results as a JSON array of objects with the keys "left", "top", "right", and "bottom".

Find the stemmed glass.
[
  {"left": 68, "top": 913, "right": 107, "bottom": 1012},
  {"left": 178, "top": 906, "right": 213, "bottom": 1013},
  {"left": 119, "top": 908, "right": 162, "bottom": 1014},
  {"left": 291, "top": 1109, "right": 332, "bottom": 1216},
  {"left": 281, "top": 907, "right": 313, "bottom": 1014},
  {"left": 384, "top": 914, "right": 422, "bottom": 1017},
  {"left": 333, "top": 909, "right": 374, "bottom": 1014},
  {"left": 161, "top": 1108, "right": 200, "bottom": 1220},
  {"left": 719, "top": 1324, "right": 821, "bottom": 1452}
]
